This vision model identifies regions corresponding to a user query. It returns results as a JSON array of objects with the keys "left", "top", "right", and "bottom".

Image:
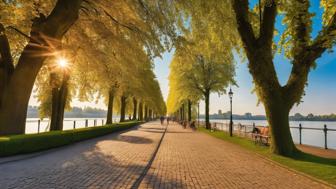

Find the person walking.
[
  {"left": 167, "top": 117, "right": 170, "bottom": 125},
  {"left": 160, "top": 116, "right": 164, "bottom": 125}
]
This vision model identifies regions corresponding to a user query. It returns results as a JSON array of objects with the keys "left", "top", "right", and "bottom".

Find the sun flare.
[{"left": 57, "top": 58, "right": 68, "bottom": 68}]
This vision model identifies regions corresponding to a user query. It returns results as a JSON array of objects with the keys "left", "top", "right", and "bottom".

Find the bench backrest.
[{"left": 260, "top": 127, "right": 269, "bottom": 136}]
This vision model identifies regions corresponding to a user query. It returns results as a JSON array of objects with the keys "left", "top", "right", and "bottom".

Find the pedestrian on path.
[
  {"left": 160, "top": 116, "right": 164, "bottom": 125},
  {"left": 167, "top": 117, "right": 170, "bottom": 125}
]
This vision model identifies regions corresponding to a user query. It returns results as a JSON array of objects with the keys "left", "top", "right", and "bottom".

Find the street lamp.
[
  {"left": 228, "top": 87, "right": 233, "bottom": 137},
  {"left": 197, "top": 102, "right": 200, "bottom": 127}
]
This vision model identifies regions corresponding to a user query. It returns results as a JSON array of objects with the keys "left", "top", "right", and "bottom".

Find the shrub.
[{"left": 0, "top": 121, "right": 140, "bottom": 157}]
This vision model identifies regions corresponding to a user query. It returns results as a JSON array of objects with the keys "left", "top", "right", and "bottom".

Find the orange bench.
[{"left": 252, "top": 127, "right": 270, "bottom": 145}]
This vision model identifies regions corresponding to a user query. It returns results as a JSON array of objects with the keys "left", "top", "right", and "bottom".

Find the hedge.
[{"left": 0, "top": 121, "right": 141, "bottom": 157}]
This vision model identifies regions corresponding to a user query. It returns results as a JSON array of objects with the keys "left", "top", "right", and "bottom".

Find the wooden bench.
[{"left": 252, "top": 127, "right": 270, "bottom": 145}]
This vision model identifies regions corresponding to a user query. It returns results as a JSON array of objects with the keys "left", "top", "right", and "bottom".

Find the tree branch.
[
  {"left": 232, "top": 0, "right": 257, "bottom": 53},
  {"left": 306, "top": 12, "right": 336, "bottom": 62},
  {"left": 103, "top": 10, "right": 136, "bottom": 32},
  {"left": 0, "top": 24, "right": 14, "bottom": 73},
  {"left": 291, "top": 0, "right": 312, "bottom": 60},
  {"left": 258, "top": 1, "right": 277, "bottom": 48},
  {"left": 6, "top": 26, "right": 31, "bottom": 40}
]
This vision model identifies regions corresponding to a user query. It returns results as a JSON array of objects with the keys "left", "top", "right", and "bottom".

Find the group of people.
[
  {"left": 160, "top": 116, "right": 170, "bottom": 125},
  {"left": 159, "top": 116, "right": 196, "bottom": 130}
]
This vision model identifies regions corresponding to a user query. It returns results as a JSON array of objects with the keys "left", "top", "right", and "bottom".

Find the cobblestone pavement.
[
  {"left": 0, "top": 121, "right": 331, "bottom": 189},
  {"left": 139, "top": 123, "right": 331, "bottom": 189},
  {"left": 0, "top": 122, "right": 166, "bottom": 189}
]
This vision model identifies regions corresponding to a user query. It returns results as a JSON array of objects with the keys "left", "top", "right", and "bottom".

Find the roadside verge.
[{"left": 0, "top": 121, "right": 141, "bottom": 157}]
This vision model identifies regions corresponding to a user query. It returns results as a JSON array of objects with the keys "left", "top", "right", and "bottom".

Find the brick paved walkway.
[
  {"left": 139, "top": 122, "right": 330, "bottom": 189},
  {"left": 0, "top": 121, "right": 331, "bottom": 189}
]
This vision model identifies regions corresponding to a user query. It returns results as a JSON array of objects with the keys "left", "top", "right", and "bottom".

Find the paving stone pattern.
[{"left": 139, "top": 123, "right": 330, "bottom": 189}]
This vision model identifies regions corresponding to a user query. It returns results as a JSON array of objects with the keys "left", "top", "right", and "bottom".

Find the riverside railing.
[
  {"left": 197, "top": 121, "right": 336, "bottom": 149},
  {"left": 25, "top": 118, "right": 110, "bottom": 134}
]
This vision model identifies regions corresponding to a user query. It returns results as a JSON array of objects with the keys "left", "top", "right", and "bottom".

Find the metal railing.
[
  {"left": 26, "top": 118, "right": 108, "bottom": 134},
  {"left": 198, "top": 120, "right": 336, "bottom": 149}
]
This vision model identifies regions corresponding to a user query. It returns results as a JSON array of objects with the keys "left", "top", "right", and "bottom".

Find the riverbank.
[
  {"left": 204, "top": 119, "right": 336, "bottom": 150},
  {"left": 199, "top": 127, "right": 336, "bottom": 186},
  {"left": 296, "top": 144, "right": 336, "bottom": 159}
]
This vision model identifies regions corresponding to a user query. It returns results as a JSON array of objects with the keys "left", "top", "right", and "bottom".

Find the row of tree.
[
  {"left": 167, "top": 0, "right": 336, "bottom": 156},
  {"left": 0, "top": 0, "right": 175, "bottom": 135}
]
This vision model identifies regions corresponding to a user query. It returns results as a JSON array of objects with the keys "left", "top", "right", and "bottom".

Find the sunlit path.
[
  {"left": 139, "top": 123, "right": 330, "bottom": 189},
  {"left": 0, "top": 122, "right": 166, "bottom": 189}
]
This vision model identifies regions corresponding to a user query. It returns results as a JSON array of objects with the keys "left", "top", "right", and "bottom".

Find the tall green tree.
[
  {"left": 231, "top": 0, "right": 336, "bottom": 155},
  {"left": 175, "top": 0, "right": 336, "bottom": 156},
  {"left": 0, "top": 0, "right": 82, "bottom": 135}
]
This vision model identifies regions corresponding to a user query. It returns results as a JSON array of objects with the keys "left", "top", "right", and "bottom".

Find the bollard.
[
  {"left": 85, "top": 119, "right": 88, "bottom": 128},
  {"left": 102, "top": 119, "right": 104, "bottom": 126},
  {"left": 299, "top": 124, "right": 302, "bottom": 145},
  {"left": 73, "top": 120, "right": 76, "bottom": 129},
  {"left": 94, "top": 119, "right": 96, "bottom": 127},
  {"left": 324, "top": 124, "right": 328, "bottom": 149},
  {"left": 37, "top": 119, "right": 41, "bottom": 134}
]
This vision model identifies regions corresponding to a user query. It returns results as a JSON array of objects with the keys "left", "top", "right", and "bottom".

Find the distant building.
[
  {"left": 245, "top": 112, "right": 252, "bottom": 118},
  {"left": 218, "top": 110, "right": 222, "bottom": 115}
]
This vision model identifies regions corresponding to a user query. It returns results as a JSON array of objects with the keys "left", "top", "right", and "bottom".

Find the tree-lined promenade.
[{"left": 0, "top": 0, "right": 336, "bottom": 188}]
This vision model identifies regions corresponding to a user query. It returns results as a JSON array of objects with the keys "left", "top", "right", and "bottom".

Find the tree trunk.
[
  {"left": 264, "top": 97, "right": 296, "bottom": 155},
  {"left": 56, "top": 74, "right": 68, "bottom": 130},
  {"left": 181, "top": 104, "right": 185, "bottom": 121},
  {"left": 0, "top": 0, "right": 82, "bottom": 135},
  {"left": 50, "top": 73, "right": 69, "bottom": 131},
  {"left": 50, "top": 84, "right": 60, "bottom": 131},
  {"left": 149, "top": 109, "right": 152, "bottom": 120},
  {"left": 144, "top": 105, "right": 148, "bottom": 121},
  {"left": 132, "top": 97, "right": 137, "bottom": 120},
  {"left": 138, "top": 101, "right": 143, "bottom": 121},
  {"left": 0, "top": 24, "right": 14, "bottom": 108},
  {"left": 120, "top": 95, "right": 127, "bottom": 122},
  {"left": 106, "top": 90, "right": 114, "bottom": 124},
  {"left": 205, "top": 90, "right": 210, "bottom": 129},
  {"left": 188, "top": 99, "right": 192, "bottom": 122}
]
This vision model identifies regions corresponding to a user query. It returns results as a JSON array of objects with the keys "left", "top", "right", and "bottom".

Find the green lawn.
[
  {"left": 199, "top": 127, "right": 336, "bottom": 186},
  {"left": 0, "top": 121, "right": 141, "bottom": 157}
]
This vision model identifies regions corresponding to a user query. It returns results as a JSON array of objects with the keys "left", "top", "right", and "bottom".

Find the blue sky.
[{"left": 153, "top": 1, "right": 336, "bottom": 116}]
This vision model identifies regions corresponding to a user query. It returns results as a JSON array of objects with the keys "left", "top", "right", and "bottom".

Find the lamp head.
[{"left": 228, "top": 88, "right": 233, "bottom": 98}]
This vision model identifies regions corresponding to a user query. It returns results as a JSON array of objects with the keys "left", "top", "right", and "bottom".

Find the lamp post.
[
  {"left": 228, "top": 87, "right": 233, "bottom": 137},
  {"left": 197, "top": 102, "right": 200, "bottom": 127}
]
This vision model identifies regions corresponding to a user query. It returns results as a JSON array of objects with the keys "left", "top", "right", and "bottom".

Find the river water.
[
  {"left": 26, "top": 118, "right": 118, "bottom": 133},
  {"left": 207, "top": 119, "right": 336, "bottom": 150}
]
